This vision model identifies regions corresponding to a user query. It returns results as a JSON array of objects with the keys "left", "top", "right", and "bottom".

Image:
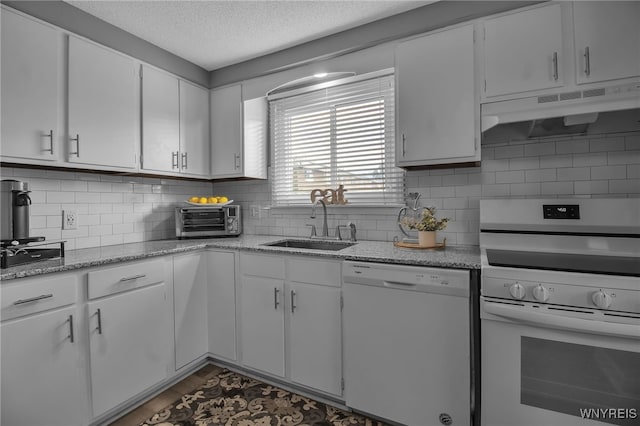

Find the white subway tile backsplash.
[
  {"left": 591, "top": 165, "right": 627, "bottom": 180},
  {"left": 3, "top": 130, "right": 639, "bottom": 250},
  {"left": 557, "top": 167, "right": 590, "bottom": 181},
  {"left": 590, "top": 136, "right": 625, "bottom": 152}
]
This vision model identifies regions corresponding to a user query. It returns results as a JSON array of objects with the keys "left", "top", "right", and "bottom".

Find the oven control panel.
[
  {"left": 482, "top": 276, "right": 639, "bottom": 314},
  {"left": 543, "top": 204, "right": 580, "bottom": 219}
]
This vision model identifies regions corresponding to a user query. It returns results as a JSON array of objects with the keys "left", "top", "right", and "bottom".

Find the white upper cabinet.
[
  {"left": 179, "top": 80, "right": 211, "bottom": 176},
  {"left": 483, "top": 3, "right": 564, "bottom": 98},
  {"left": 141, "top": 65, "right": 180, "bottom": 173},
  {"left": 1, "top": 9, "right": 62, "bottom": 163},
  {"left": 210, "top": 84, "right": 267, "bottom": 179},
  {"left": 396, "top": 24, "right": 479, "bottom": 167},
  {"left": 573, "top": 1, "right": 640, "bottom": 85},
  {"left": 68, "top": 36, "right": 138, "bottom": 170},
  {"left": 142, "top": 65, "right": 210, "bottom": 177}
]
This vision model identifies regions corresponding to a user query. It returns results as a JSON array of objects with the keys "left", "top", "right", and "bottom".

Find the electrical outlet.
[
  {"left": 63, "top": 210, "right": 78, "bottom": 230},
  {"left": 250, "top": 205, "right": 260, "bottom": 218}
]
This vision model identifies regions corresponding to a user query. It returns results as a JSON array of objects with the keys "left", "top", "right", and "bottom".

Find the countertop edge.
[{"left": 1, "top": 237, "right": 481, "bottom": 281}]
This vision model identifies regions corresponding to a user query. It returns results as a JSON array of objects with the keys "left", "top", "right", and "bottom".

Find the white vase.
[{"left": 418, "top": 231, "right": 436, "bottom": 247}]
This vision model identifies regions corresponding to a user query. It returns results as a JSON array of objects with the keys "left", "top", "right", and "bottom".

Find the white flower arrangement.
[{"left": 400, "top": 207, "right": 449, "bottom": 232}]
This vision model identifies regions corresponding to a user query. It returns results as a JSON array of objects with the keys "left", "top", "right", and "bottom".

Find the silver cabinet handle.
[
  {"left": 13, "top": 293, "right": 53, "bottom": 305},
  {"left": 44, "top": 130, "right": 54, "bottom": 154},
  {"left": 172, "top": 151, "right": 179, "bottom": 169},
  {"left": 68, "top": 314, "right": 74, "bottom": 343},
  {"left": 181, "top": 152, "right": 188, "bottom": 170},
  {"left": 119, "top": 274, "right": 146, "bottom": 282},
  {"left": 291, "top": 290, "right": 297, "bottom": 313},
  {"left": 274, "top": 287, "right": 280, "bottom": 310},
  {"left": 584, "top": 46, "right": 590, "bottom": 77},
  {"left": 552, "top": 52, "right": 559, "bottom": 81},
  {"left": 96, "top": 308, "right": 103, "bottom": 334},
  {"left": 70, "top": 134, "right": 80, "bottom": 157},
  {"left": 402, "top": 134, "right": 406, "bottom": 157},
  {"left": 234, "top": 153, "right": 241, "bottom": 169}
]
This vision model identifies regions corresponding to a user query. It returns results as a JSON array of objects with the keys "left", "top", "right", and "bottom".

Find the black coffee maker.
[{"left": 1, "top": 179, "right": 38, "bottom": 244}]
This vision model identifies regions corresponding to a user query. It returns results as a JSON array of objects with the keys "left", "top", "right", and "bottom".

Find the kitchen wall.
[
  {"left": 0, "top": 167, "right": 210, "bottom": 250},
  {"left": 214, "top": 128, "right": 640, "bottom": 246}
]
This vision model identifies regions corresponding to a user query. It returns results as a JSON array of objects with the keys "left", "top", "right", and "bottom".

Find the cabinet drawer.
[
  {"left": 240, "top": 253, "right": 285, "bottom": 279},
  {"left": 288, "top": 257, "right": 341, "bottom": 287},
  {"left": 88, "top": 258, "right": 166, "bottom": 299},
  {"left": 1, "top": 273, "right": 78, "bottom": 321}
]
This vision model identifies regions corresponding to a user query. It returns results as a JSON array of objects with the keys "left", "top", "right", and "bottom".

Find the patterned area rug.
[{"left": 140, "top": 368, "right": 388, "bottom": 426}]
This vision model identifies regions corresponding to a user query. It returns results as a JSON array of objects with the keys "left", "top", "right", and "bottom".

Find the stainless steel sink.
[{"left": 263, "top": 239, "right": 356, "bottom": 251}]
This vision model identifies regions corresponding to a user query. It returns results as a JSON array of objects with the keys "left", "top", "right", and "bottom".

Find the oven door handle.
[{"left": 484, "top": 302, "right": 640, "bottom": 340}]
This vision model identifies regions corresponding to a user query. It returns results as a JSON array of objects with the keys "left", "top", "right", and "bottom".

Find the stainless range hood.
[{"left": 481, "top": 81, "right": 640, "bottom": 139}]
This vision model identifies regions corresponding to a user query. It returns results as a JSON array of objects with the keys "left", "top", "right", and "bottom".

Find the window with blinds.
[{"left": 270, "top": 72, "right": 404, "bottom": 206}]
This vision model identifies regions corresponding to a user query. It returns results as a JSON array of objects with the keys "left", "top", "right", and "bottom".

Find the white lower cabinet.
[
  {"left": 288, "top": 281, "right": 342, "bottom": 395},
  {"left": 1, "top": 273, "right": 86, "bottom": 426},
  {"left": 207, "top": 250, "right": 238, "bottom": 361},
  {"left": 238, "top": 253, "right": 343, "bottom": 396},
  {"left": 174, "top": 252, "right": 208, "bottom": 370},
  {"left": 240, "top": 274, "right": 286, "bottom": 376},
  {"left": 87, "top": 259, "right": 171, "bottom": 417}
]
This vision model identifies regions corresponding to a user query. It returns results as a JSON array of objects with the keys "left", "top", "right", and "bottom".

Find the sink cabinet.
[
  {"left": 1, "top": 273, "right": 87, "bottom": 426},
  {"left": 238, "top": 252, "right": 343, "bottom": 396}
]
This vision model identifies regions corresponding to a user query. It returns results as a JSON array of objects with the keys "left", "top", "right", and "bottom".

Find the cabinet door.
[
  {"left": 141, "top": 65, "right": 180, "bottom": 173},
  {"left": 208, "top": 250, "right": 237, "bottom": 361},
  {"left": 288, "top": 282, "right": 342, "bottom": 395},
  {"left": 210, "top": 84, "right": 243, "bottom": 178},
  {"left": 179, "top": 80, "right": 210, "bottom": 176},
  {"left": 1, "top": 306, "right": 85, "bottom": 426},
  {"left": 396, "top": 24, "right": 477, "bottom": 167},
  {"left": 1, "top": 9, "right": 60, "bottom": 162},
  {"left": 174, "top": 252, "right": 208, "bottom": 370},
  {"left": 89, "top": 283, "right": 170, "bottom": 416},
  {"left": 573, "top": 2, "right": 640, "bottom": 84},
  {"left": 484, "top": 4, "right": 564, "bottom": 97},
  {"left": 240, "top": 275, "right": 285, "bottom": 377},
  {"left": 68, "top": 37, "right": 137, "bottom": 169}
]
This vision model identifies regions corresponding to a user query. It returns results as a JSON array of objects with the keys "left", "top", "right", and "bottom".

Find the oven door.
[{"left": 481, "top": 298, "right": 640, "bottom": 426}]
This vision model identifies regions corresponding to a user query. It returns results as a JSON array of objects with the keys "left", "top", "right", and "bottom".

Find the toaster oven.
[{"left": 175, "top": 205, "right": 241, "bottom": 238}]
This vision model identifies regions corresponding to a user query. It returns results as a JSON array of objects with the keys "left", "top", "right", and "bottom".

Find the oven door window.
[
  {"left": 182, "top": 210, "right": 226, "bottom": 232},
  {"left": 521, "top": 337, "right": 640, "bottom": 425}
]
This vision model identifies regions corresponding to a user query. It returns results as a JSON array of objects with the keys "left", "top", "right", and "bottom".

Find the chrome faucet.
[{"left": 310, "top": 199, "right": 329, "bottom": 238}]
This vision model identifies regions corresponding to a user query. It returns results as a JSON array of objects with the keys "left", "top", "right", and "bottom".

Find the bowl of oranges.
[{"left": 186, "top": 196, "right": 232, "bottom": 206}]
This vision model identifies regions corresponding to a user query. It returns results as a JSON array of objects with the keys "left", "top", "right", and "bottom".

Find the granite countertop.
[{"left": 1, "top": 235, "right": 481, "bottom": 281}]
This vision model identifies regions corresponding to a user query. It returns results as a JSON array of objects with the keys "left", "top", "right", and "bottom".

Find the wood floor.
[{"left": 108, "top": 363, "right": 224, "bottom": 426}]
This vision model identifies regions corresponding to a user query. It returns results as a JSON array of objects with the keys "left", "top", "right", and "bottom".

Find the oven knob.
[
  {"left": 532, "top": 285, "right": 550, "bottom": 302},
  {"left": 509, "top": 283, "right": 526, "bottom": 300},
  {"left": 592, "top": 290, "right": 612, "bottom": 309}
]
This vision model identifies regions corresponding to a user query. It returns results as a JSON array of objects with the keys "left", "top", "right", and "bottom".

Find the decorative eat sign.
[{"left": 310, "top": 185, "right": 348, "bottom": 205}]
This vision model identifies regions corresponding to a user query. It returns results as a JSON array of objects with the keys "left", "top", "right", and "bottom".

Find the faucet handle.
[
  {"left": 305, "top": 224, "right": 317, "bottom": 238},
  {"left": 347, "top": 222, "right": 357, "bottom": 242},
  {"left": 335, "top": 225, "right": 345, "bottom": 241}
]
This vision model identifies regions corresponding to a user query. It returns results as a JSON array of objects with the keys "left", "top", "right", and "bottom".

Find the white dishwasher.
[{"left": 343, "top": 261, "right": 477, "bottom": 426}]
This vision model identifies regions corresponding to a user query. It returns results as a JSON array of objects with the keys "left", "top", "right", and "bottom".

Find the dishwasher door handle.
[{"left": 383, "top": 280, "right": 417, "bottom": 289}]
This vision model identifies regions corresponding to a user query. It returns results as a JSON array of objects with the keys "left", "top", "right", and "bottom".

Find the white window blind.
[{"left": 270, "top": 73, "right": 404, "bottom": 206}]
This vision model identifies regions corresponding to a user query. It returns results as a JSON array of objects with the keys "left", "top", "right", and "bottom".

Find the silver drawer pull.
[
  {"left": 13, "top": 293, "right": 53, "bottom": 305},
  {"left": 119, "top": 274, "right": 146, "bottom": 282}
]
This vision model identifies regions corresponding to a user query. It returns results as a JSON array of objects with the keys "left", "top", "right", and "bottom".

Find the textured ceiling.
[{"left": 64, "top": 0, "right": 434, "bottom": 71}]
